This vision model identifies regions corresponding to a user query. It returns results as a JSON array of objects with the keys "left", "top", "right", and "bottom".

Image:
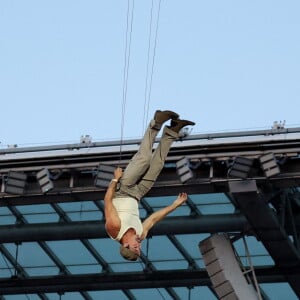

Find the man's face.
[{"left": 128, "top": 235, "right": 141, "bottom": 256}]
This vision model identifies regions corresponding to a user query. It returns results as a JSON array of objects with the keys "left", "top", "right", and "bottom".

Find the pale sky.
[{"left": 1, "top": 1, "right": 299, "bottom": 147}]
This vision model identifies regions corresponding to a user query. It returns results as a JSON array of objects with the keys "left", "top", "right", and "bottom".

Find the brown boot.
[
  {"left": 153, "top": 110, "right": 179, "bottom": 129},
  {"left": 169, "top": 119, "right": 195, "bottom": 133}
]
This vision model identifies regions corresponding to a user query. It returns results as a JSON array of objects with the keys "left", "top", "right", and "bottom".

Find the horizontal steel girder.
[
  {"left": 1, "top": 213, "right": 300, "bottom": 244},
  {"left": 0, "top": 266, "right": 296, "bottom": 295},
  {"left": 1, "top": 172, "right": 300, "bottom": 207},
  {"left": 0, "top": 214, "right": 250, "bottom": 243}
]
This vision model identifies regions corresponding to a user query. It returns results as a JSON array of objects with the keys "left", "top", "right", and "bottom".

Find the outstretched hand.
[{"left": 173, "top": 192, "right": 188, "bottom": 208}]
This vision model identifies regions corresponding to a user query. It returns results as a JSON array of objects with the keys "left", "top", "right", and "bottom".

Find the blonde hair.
[{"left": 120, "top": 245, "right": 139, "bottom": 261}]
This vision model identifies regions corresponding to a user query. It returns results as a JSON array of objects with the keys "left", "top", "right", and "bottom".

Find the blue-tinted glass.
[
  {"left": 260, "top": 282, "right": 298, "bottom": 300},
  {"left": 0, "top": 250, "right": 14, "bottom": 278},
  {"left": 0, "top": 190, "right": 292, "bottom": 300},
  {"left": 89, "top": 238, "right": 123, "bottom": 263},
  {"left": 176, "top": 233, "right": 210, "bottom": 259},
  {"left": 190, "top": 193, "right": 231, "bottom": 204},
  {"left": 112, "top": 261, "right": 143, "bottom": 272},
  {"left": 133, "top": 288, "right": 172, "bottom": 299},
  {"left": 58, "top": 201, "right": 103, "bottom": 221},
  {"left": 3, "top": 242, "right": 59, "bottom": 276},
  {"left": 0, "top": 206, "right": 15, "bottom": 224},
  {"left": 174, "top": 286, "right": 218, "bottom": 300},
  {"left": 233, "top": 236, "right": 275, "bottom": 266},
  {"left": 189, "top": 193, "right": 235, "bottom": 214},
  {"left": 5, "top": 295, "right": 41, "bottom": 300},
  {"left": 17, "top": 204, "right": 59, "bottom": 223},
  {"left": 68, "top": 264, "right": 101, "bottom": 274},
  {"left": 145, "top": 195, "right": 178, "bottom": 207},
  {"left": 47, "top": 240, "right": 99, "bottom": 274},
  {"left": 200, "top": 203, "right": 235, "bottom": 214},
  {"left": 88, "top": 290, "right": 128, "bottom": 300},
  {"left": 46, "top": 292, "right": 85, "bottom": 300},
  {"left": 144, "top": 196, "right": 190, "bottom": 216},
  {"left": 146, "top": 236, "right": 184, "bottom": 261},
  {"left": 16, "top": 204, "right": 56, "bottom": 214},
  {"left": 153, "top": 259, "right": 188, "bottom": 270}
]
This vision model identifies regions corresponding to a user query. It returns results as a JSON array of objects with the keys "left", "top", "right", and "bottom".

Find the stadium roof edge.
[{"left": 1, "top": 126, "right": 300, "bottom": 157}]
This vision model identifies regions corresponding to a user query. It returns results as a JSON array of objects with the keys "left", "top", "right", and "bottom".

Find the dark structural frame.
[{"left": 0, "top": 126, "right": 300, "bottom": 299}]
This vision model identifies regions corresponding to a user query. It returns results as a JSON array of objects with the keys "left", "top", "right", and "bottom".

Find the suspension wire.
[
  {"left": 137, "top": 238, "right": 166, "bottom": 300},
  {"left": 157, "top": 288, "right": 166, "bottom": 300},
  {"left": 0, "top": 251, "right": 13, "bottom": 276},
  {"left": 146, "top": 237, "right": 150, "bottom": 255},
  {"left": 147, "top": 0, "right": 161, "bottom": 114},
  {"left": 188, "top": 287, "right": 192, "bottom": 300},
  {"left": 142, "top": 0, "right": 162, "bottom": 133},
  {"left": 120, "top": 0, "right": 135, "bottom": 163},
  {"left": 14, "top": 243, "right": 19, "bottom": 277},
  {"left": 142, "top": 0, "right": 154, "bottom": 134}
]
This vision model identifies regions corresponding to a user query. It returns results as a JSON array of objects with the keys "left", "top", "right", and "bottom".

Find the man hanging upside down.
[{"left": 104, "top": 110, "right": 195, "bottom": 261}]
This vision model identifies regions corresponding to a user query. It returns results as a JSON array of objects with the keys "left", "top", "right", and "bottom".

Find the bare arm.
[
  {"left": 141, "top": 192, "right": 187, "bottom": 240},
  {"left": 104, "top": 167, "right": 123, "bottom": 239}
]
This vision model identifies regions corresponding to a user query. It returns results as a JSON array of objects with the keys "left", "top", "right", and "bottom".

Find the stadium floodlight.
[
  {"left": 176, "top": 157, "right": 194, "bottom": 184},
  {"left": 259, "top": 153, "right": 280, "bottom": 178},
  {"left": 94, "top": 164, "right": 116, "bottom": 188},
  {"left": 228, "top": 157, "right": 253, "bottom": 179},
  {"left": 5, "top": 171, "right": 27, "bottom": 195},
  {"left": 36, "top": 168, "right": 54, "bottom": 193}
]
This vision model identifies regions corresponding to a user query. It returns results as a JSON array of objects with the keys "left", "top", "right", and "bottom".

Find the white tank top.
[{"left": 111, "top": 196, "right": 143, "bottom": 241}]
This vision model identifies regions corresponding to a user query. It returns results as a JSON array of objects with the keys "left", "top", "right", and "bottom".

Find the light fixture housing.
[
  {"left": 94, "top": 164, "right": 116, "bottom": 188},
  {"left": 5, "top": 171, "right": 28, "bottom": 195},
  {"left": 228, "top": 157, "right": 253, "bottom": 179},
  {"left": 176, "top": 157, "right": 194, "bottom": 183},
  {"left": 259, "top": 153, "right": 280, "bottom": 178},
  {"left": 36, "top": 168, "right": 54, "bottom": 193}
]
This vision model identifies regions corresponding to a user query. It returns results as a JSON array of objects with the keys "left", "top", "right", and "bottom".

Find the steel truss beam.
[
  {"left": 1, "top": 172, "right": 300, "bottom": 207},
  {"left": 1, "top": 128, "right": 300, "bottom": 207}
]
